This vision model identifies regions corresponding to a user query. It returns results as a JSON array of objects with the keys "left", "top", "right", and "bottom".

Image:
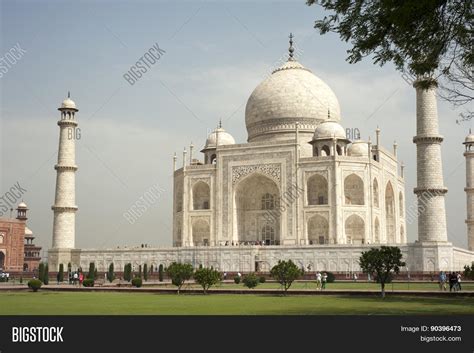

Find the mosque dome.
[
  {"left": 59, "top": 93, "right": 78, "bottom": 111},
  {"left": 245, "top": 42, "right": 341, "bottom": 143},
  {"left": 348, "top": 141, "right": 369, "bottom": 157},
  {"left": 25, "top": 227, "right": 33, "bottom": 236},
  {"left": 17, "top": 202, "right": 28, "bottom": 209},
  {"left": 313, "top": 121, "right": 346, "bottom": 140},
  {"left": 202, "top": 126, "right": 236, "bottom": 151}
]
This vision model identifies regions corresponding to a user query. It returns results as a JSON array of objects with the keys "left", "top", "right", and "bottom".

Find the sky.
[{"left": 0, "top": 0, "right": 472, "bottom": 256}]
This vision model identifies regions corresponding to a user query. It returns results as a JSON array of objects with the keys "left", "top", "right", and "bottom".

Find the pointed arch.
[
  {"left": 307, "top": 215, "right": 329, "bottom": 244},
  {"left": 192, "top": 219, "right": 210, "bottom": 246},
  {"left": 373, "top": 178, "right": 379, "bottom": 208},
  {"left": 374, "top": 217, "right": 380, "bottom": 243},
  {"left": 345, "top": 214, "right": 365, "bottom": 244},
  {"left": 399, "top": 192, "right": 404, "bottom": 216},
  {"left": 344, "top": 174, "right": 364, "bottom": 205},
  {"left": 307, "top": 174, "right": 328, "bottom": 205},
  {"left": 192, "top": 181, "right": 210, "bottom": 210},
  {"left": 385, "top": 182, "right": 396, "bottom": 243}
]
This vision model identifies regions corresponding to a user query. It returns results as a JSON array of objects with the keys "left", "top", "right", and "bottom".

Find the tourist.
[
  {"left": 438, "top": 271, "right": 447, "bottom": 291},
  {"left": 353, "top": 273, "right": 358, "bottom": 282},
  {"left": 456, "top": 272, "right": 462, "bottom": 291},
  {"left": 73, "top": 271, "right": 78, "bottom": 286},
  {"left": 223, "top": 272, "right": 227, "bottom": 280},
  {"left": 56, "top": 271, "right": 61, "bottom": 285},
  {"left": 448, "top": 272, "right": 457, "bottom": 292},
  {"left": 79, "top": 272, "right": 84, "bottom": 286},
  {"left": 315, "top": 272, "right": 322, "bottom": 290},
  {"left": 322, "top": 273, "right": 328, "bottom": 290}
]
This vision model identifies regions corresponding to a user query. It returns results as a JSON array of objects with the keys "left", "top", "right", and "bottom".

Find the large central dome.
[{"left": 245, "top": 58, "right": 341, "bottom": 143}]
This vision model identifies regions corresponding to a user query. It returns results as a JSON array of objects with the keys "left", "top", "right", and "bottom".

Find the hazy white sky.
[{"left": 1, "top": 0, "right": 472, "bottom": 255}]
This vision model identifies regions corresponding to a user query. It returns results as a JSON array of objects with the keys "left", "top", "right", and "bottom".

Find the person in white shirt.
[{"left": 315, "top": 272, "right": 322, "bottom": 290}]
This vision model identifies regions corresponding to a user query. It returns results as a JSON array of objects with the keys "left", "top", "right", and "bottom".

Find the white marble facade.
[{"left": 49, "top": 42, "right": 474, "bottom": 273}]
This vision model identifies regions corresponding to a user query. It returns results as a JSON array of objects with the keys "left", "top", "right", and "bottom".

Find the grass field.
[{"left": 0, "top": 291, "right": 473, "bottom": 315}]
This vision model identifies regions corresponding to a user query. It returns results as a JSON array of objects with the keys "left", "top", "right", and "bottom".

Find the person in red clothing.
[{"left": 79, "top": 272, "right": 84, "bottom": 286}]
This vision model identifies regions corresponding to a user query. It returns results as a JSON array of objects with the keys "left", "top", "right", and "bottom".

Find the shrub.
[
  {"left": 131, "top": 277, "right": 143, "bottom": 288},
  {"left": 143, "top": 264, "right": 148, "bottom": 281},
  {"left": 259, "top": 276, "right": 266, "bottom": 284},
  {"left": 234, "top": 276, "right": 241, "bottom": 284},
  {"left": 124, "top": 263, "right": 132, "bottom": 282},
  {"left": 19, "top": 276, "right": 23, "bottom": 284},
  {"left": 58, "top": 264, "right": 64, "bottom": 283},
  {"left": 38, "top": 263, "right": 45, "bottom": 283},
  {"left": 166, "top": 262, "right": 194, "bottom": 294},
  {"left": 243, "top": 273, "right": 259, "bottom": 289},
  {"left": 107, "top": 263, "right": 115, "bottom": 283},
  {"left": 87, "top": 262, "right": 96, "bottom": 280},
  {"left": 28, "top": 279, "right": 42, "bottom": 292},
  {"left": 270, "top": 260, "right": 302, "bottom": 293},
  {"left": 194, "top": 267, "right": 221, "bottom": 293},
  {"left": 43, "top": 264, "right": 49, "bottom": 285},
  {"left": 325, "top": 272, "right": 335, "bottom": 283},
  {"left": 82, "top": 279, "right": 94, "bottom": 287},
  {"left": 158, "top": 264, "right": 164, "bottom": 282}
]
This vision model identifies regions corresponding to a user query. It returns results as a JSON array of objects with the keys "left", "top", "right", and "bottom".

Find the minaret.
[
  {"left": 52, "top": 93, "right": 78, "bottom": 250},
  {"left": 413, "top": 78, "right": 448, "bottom": 242},
  {"left": 464, "top": 129, "right": 474, "bottom": 251}
]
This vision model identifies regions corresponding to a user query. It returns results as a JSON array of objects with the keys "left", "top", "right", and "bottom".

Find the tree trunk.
[{"left": 381, "top": 283, "right": 385, "bottom": 298}]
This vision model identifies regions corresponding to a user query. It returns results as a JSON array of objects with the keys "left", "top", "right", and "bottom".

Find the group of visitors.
[
  {"left": 67, "top": 271, "right": 84, "bottom": 286},
  {"left": 438, "top": 271, "right": 462, "bottom": 292},
  {"left": 315, "top": 272, "right": 328, "bottom": 290}
]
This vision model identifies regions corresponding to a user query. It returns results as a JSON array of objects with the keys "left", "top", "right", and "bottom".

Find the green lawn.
[{"left": 0, "top": 291, "right": 473, "bottom": 315}]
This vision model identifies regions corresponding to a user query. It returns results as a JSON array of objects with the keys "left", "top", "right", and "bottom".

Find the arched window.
[
  {"left": 307, "top": 174, "right": 328, "bottom": 205},
  {"left": 345, "top": 214, "right": 365, "bottom": 244},
  {"left": 210, "top": 154, "right": 217, "bottom": 164},
  {"left": 373, "top": 178, "right": 379, "bottom": 208},
  {"left": 192, "top": 219, "right": 210, "bottom": 246},
  {"left": 192, "top": 181, "right": 210, "bottom": 210},
  {"left": 0, "top": 234, "right": 3, "bottom": 244},
  {"left": 261, "top": 224, "right": 275, "bottom": 244},
  {"left": 399, "top": 192, "right": 404, "bottom": 216},
  {"left": 344, "top": 174, "right": 364, "bottom": 205},
  {"left": 336, "top": 144, "right": 342, "bottom": 156},
  {"left": 261, "top": 193, "right": 275, "bottom": 210},
  {"left": 321, "top": 145, "right": 330, "bottom": 156},
  {"left": 385, "top": 182, "right": 396, "bottom": 243},
  {"left": 313, "top": 146, "right": 319, "bottom": 157},
  {"left": 307, "top": 215, "right": 329, "bottom": 244},
  {"left": 374, "top": 217, "right": 380, "bottom": 243}
]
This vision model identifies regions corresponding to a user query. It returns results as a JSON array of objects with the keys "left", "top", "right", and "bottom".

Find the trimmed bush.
[
  {"left": 82, "top": 279, "right": 94, "bottom": 287},
  {"left": 234, "top": 276, "right": 241, "bottom": 284},
  {"left": 43, "top": 264, "right": 49, "bottom": 285},
  {"left": 28, "top": 279, "right": 42, "bottom": 292},
  {"left": 158, "top": 264, "right": 164, "bottom": 282},
  {"left": 243, "top": 273, "right": 259, "bottom": 289},
  {"left": 143, "top": 264, "right": 148, "bottom": 281},
  {"left": 131, "top": 277, "right": 143, "bottom": 288},
  {"left": 325, "top": 272, "right": 336, "bottom": 283},
  {"left": 259, "top": 276, "right": 266, "bottom": 284}
]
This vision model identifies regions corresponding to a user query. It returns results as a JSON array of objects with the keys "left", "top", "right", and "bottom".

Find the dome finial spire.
[
  {"left": 288, "top": 33, "right": 295, "bottom": 61},
  {"left": 218, "top": 118, "right": 222, "bottom": 129},
  {"left": 68, "top": 91, "right": 70, "bottom": 98}
]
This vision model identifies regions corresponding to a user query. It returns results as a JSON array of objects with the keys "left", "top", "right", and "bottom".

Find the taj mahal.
[{"left": 48, "top": 36, "right": 474, "bottom": 274}]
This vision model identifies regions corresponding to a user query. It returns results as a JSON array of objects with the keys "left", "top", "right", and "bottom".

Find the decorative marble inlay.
[{"left": 232, "top": 163, "right": 281, "bottom": 185}]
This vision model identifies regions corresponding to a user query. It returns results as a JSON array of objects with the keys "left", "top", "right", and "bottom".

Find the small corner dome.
[
  {"left": 348, "top": 141, "right": 369, "bottom": 157},
  {"left": 465, "top": 132, "right": 474, "bottom": 144},
  {"left": 25, "top": 227, "right": 33, "bottom": 236},
  {"left": 203, "top": 127, "right": 235, "bottom": 150},
  {"left": 60, "top": 98, "right": 77, "bottom": 110},
  {"left": 17, "top": 201, "right": 28, "bottom": 209},
  {"left": 313, "top": 121, "right": 346, "bottom": 140}
]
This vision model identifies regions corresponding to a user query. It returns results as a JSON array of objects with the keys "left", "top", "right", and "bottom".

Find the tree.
[
  {"left": 359, "top": 246, "right": 406, "bottom": 298},
  {"left": 270, "top": 260, "right": 302, "bottom": 293},
  {"left": 38, "top": 262, "right": 45, "bottom": 283},
  {"left": 43, "top": 263, "right": 49, "bottom": 285},
  {"left": 107, "top": 263, "right": 115, "bottom": 283},
  {"left": 243, "top": 273, "right": 260, "bottom": 289},
  {"left": 165, "top": 262, "right": 194, "bottom": 294},
  {"left": 158, "top": 264, "right": 164, "bottom": 282},
  {"left": 58, "top": 264, "right": 64, "bottom": 283},
  {"left": 124, "top": 263, "right": 132, "bottom": 282},
  {"left": 143, "top": 264, "right": 148, "bottom": 281},
  {"left": 308, "top": 0, "right": 473, "bottom": 118},
  {"left": 194, "top": 267, "right": 221, "bottom": 294},
  {"left": 87, "top": 262, "right": 96, "bottom": 280},
  {"left": 67, "top": 262, "right": 72, "bottom": 274},
  {"left": 138, "top": 265, "right": 142, "bottom": 279}
]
